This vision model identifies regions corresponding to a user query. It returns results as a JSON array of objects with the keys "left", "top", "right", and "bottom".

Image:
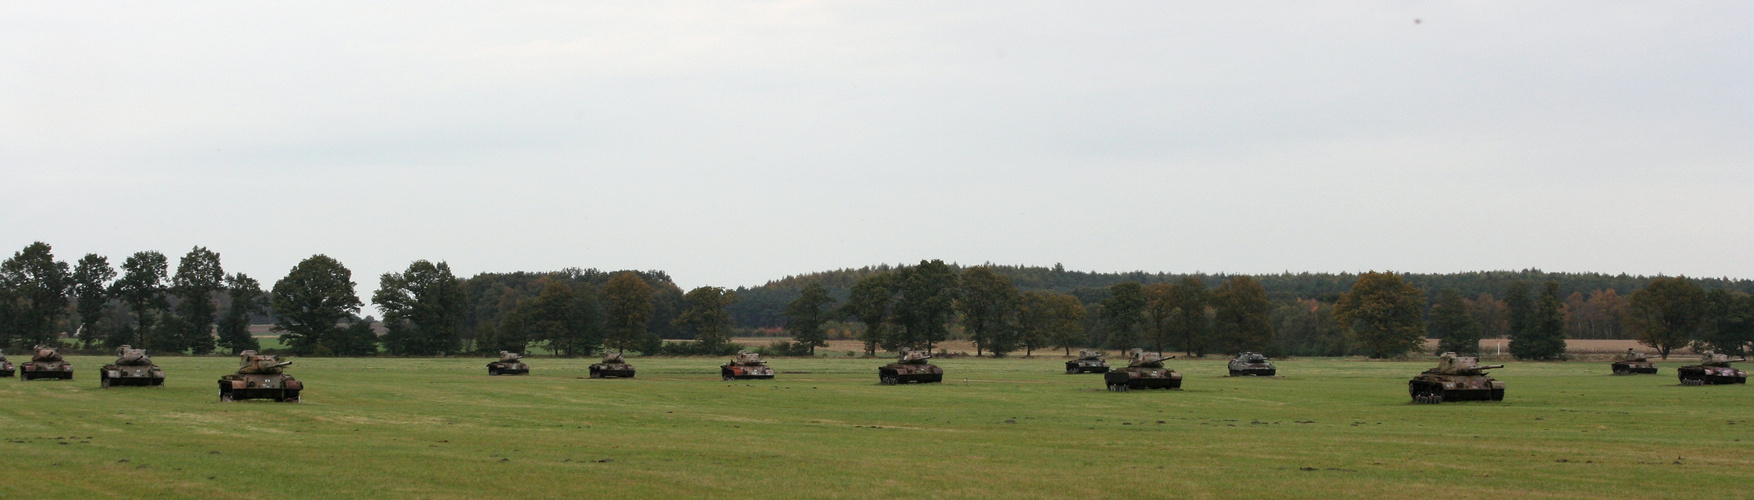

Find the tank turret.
[
  {"left": 219, "top": 350, "right": 302, "bottom": 402},
  {"left": 1066, "top": 349, "right": 1110, "bottom": 374},
  {"left": 488, "top": 350, "right": 530, "bottom": 376},
  {"left": 101, "top": 345, "right": 166, "bottom": 388},
  {"left": 1677, "top": 351, "right": 1747, "bottom": 386},
  {"left": 722, "top": 350, "right": 775, "bottom": 380},
  {"left": 590, "top": 351, "right": 636, "bottom": 378},
  {"left": 1408, "top": 352, "right": 1505, "bottom": 403},
  {"left": 20, "top": 345, "right": 73, "bottom": 381},
  {"left": 879, "top": 348, "right": 943, "bottom": 384}
]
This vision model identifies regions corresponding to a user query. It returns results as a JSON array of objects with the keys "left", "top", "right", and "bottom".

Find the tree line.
[{"left": 4, "top": 242, "right": 1749, "bottom": 359}]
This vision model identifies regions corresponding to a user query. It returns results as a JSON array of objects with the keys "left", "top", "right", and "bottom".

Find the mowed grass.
[{"left": 1, "top": 355, "right": 1750, "bottom": 499}]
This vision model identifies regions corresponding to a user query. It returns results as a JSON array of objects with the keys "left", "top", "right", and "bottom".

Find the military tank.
[
  {"left": 1677, "top": 352, "right": 1747, "bottom": 386},
  {"left": 1228, "top": 352, "right": 1277, "bottom": 377},
  {"left": 100, "top": 345, "right": 165, "bottom": 387},
  {"left": 0, "top": 350, "right": 13, "bottom": 377},
  {"left": 1104, "top": 349, "right": 1182, "bottom": 391},
  {"left": 721, "top": 350, "right": 775, "bottom": 380},
  {"left": 487, "top": 351, "right": 529, "bottom": 376},
  {"left": 218, "top": 350, "right": 302, "bottom": 402},
  {"left": 1409, "top": 352, "right": 1504, "bottom": 404},
  {"left": 1064, "top": 349, "right": 1110, "bottom": 374},
  {"left": 589, "top": 351, "right": 636, "bottom": 378},
  {"left": 19, "top": 345, "right": 73, "bottom": 381},
  {"left": 879, "top": 348, "right": 943, "bottom": 384},
  {"left": 1610, "top": 349, "right": 1658, "bottom": 375}
]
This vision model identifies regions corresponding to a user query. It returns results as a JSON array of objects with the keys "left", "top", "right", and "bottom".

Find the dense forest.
[{"left": 3, "top": 242, "right": 1751, "bottom": 359}]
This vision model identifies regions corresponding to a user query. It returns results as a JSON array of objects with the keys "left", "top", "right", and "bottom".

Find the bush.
[
  {"left": 754, "top": 341, "right": 813, "bottom": 357},
  {"left": 655, "top": 341, "right": 746, "bottom": 356}
]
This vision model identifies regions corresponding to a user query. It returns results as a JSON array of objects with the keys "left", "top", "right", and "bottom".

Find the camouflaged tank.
[
  {"left": 1228, "top": 352, "right": 1277, "bottom": 377},
  {"left": 1065, "top": 349, "right": 1110, "bottom": 374},
  {"left": 1610, "top": 349, "right": 1658, "bottom": 375},
  {"left": 1104, "top": 349, "right": 1182, "bottom": 391},
  {"left": 1409, "top": 352, "right": 1504, "bottom": 404},
  {"left": 20, "top": 345, "right": 73, "bottom": 381},
  {"left": 100, "top": 345, "right": 165, "bottom": 387},
  {"left": 589, "top": 351, "right": 636, "bottom": 378},
  {"left": 0, "top": 350, "right": 13, "bottom": 377},
  {"left": 879, "top": 348, "right": 943, "bottom": 384},
  {"left": 1677, "top": 352, "right": 1746, "bottom": 386},
  {"left": 487, "top": 351, "right": 529, "bottom": 376},
  {"left": 721, "top": 350, "right": 774, "bottom": 380},
  {"left": 218, "top": 351, "right": 302, "bottom": 402}
]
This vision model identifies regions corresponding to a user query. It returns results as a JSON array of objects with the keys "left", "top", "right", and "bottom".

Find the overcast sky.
[{"left": 4, "top": 2, "right": 1750, "bottom": 311}]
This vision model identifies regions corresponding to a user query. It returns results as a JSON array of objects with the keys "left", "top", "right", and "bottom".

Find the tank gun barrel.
[
  {"left": 1479, "top": 364, "right": 1504, "bottom": 369},
  {"left": 272, "top": 361, "right": 293, "bottom": 368}
]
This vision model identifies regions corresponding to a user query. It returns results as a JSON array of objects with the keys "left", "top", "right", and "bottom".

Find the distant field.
[{"left": 2, "top": 355, "right": 1749, "bottom": 498}]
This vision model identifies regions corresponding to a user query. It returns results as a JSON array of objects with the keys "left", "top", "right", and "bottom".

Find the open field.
[{"left": 2, "top": 356, "right": 1750, "bottom": 499}]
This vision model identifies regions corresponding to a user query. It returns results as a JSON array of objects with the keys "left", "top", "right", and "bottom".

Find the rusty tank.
[
  {"left": 1104, "top": 349, "right": 1182, "bottom": 391},
  {"left": 100, "top": 345, "right": 165, "bottom": 388},
  {"left": 1677, "top": 352, "right": 1746, "bottom": 386},
  {"left": 0, "top": 350, "right": 13, "bottom": 377},
  {"left": 721, "top": 350, "right": 775, "bottom": 380},
  {"left": 1227, "top": 352, "right": 1277, "bottom": 377},
  {"left": 20, "top": 345, "right": 73, "bottom": 381},
  {"left": 487, "top": 351, "right": 529, "bottom": 376},
  {"left": 589, "top": 351, "right": 636, "bottom": 378},
  {"left": 218, "top": 350, "right": 302, "bottom": 402},
  {"left": 1065, "top": 349, "right": 1110, "bottom": 374},
  {"left": 879, "top": 348, "right": 943, "bottom": 384},
  {"left": 1610, "top": 349, "right": 1658, "bottom": 375},
  {"left": 1409, "top": 352, "right": 1504, "bottom": 404}
]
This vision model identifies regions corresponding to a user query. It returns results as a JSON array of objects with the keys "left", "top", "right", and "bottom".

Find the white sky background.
[{"left": 3, "top": 2, "right": 1751, "bottom": 313}]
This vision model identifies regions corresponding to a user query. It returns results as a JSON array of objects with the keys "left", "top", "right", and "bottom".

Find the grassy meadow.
[{"left": 1, "top": 355, "right": 1750, "bottom": 499}]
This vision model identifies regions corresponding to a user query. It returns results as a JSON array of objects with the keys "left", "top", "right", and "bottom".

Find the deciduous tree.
[
  {"left": 110, "top": 251, "right": 168, "bottom": 349},
  {"left": 1697, "top": 289, "right": 1753, "bottom": 357},
  {"left": 783, "top": 282, "right": 835, "bottom": 355},
  {"left": 1211, "top": 276, "right": 1274, "bottom": 355},
  {"left": 1334, "top": 271, "right": 1426, "bottom": 358},
  {"left": 676, "top": 286, "right": 737, "bottom": 355},
  {"left": 1431, "top": 288, "right": 1482, "bottom": 355},
  {"left": 957, "top": 267, "right": 1019, "bottom": 357},
  {"left": 70, "top": 254, "right": 116, "bottom": 349},
  {"left": 890, "top": 260, "right": 959, "bottom": 352},
  {"left": 841, "top": 273, "right": 897, "bottom": 356},
  {"left": 374, "top": 260, "right": 467, "bottom": 356},
  {"left": 1167, "top": 277, "right": 1211, "bottom": 356},
  {"left": 0, "top": 242, "right": 70, "bottom": 348},
  {"left": 1099, "top": 282, "right": 1147, "bottom": 351},
  {"left": 1510, "top": 281, "right": 1568, "bottom": 360},
  {"left": 216, "top": 273, "right": 265, "bottom": 354},
  {"left": 1018, "top": 290, "right": 1085, "bottom": 356},
  {"left": 272, "top": 255, "right": 365, "bottom": 356},
  {"left": 169, "top": 246, "right": 225, "bottom": 354},
  {"left": 1625, "top": 276, "right": 1706, "bottom": 359},
  {"left": 602, "top": 272, "right": 654, "bottom": 353}
]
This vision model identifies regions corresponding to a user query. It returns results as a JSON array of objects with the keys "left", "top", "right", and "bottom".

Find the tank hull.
[
  {"left": 487, "top": 361, "right": 529, "bottom": 376},
  {"left": 1408, "top": 374, "right": 1505, "bottom": 404},
  {"left": 1610, "top": 361, "right": 1657, "bottom": 375},
  {"left": 218, "top": 374, "right": 302, "bottom": 402},
  {"left": 879, "top": 363, "right": 942, "bottom": 384},
  {"left": 1104, "top": 368, "right": 1182, "bottom": 391},
  {"left": 1677, "top": 365, "right": 1746, "bottom": 385},
  {"left": 1065, "top": 359, "right": 1109, "bottom": 374},
  {"left": 100, "top": 364, "right": 165, "bottom": 387},
  {"left": 21, "top": 361, "right": 73, "bottom": 381},
  {"left": 1228, "top": 365, "right": 1277, "bottom": 377},
  {"left": 722, "top": 364, "right": 774, "bottom": 380},
  {"left": 0, "top": 361, "right": 14, "bottom": 377},
  {"left": 589, "top": 363, "right": 635, "bottom": 378}
]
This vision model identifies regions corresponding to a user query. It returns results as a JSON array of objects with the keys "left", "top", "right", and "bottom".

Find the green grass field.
[{"left": 2, "top": 355, "right": 1749, "bottom": 499}]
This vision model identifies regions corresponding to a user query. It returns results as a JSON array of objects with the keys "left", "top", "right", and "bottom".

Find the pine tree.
[{"left": 1510, "top": 281, "right": 1568, "bottom": 360}]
